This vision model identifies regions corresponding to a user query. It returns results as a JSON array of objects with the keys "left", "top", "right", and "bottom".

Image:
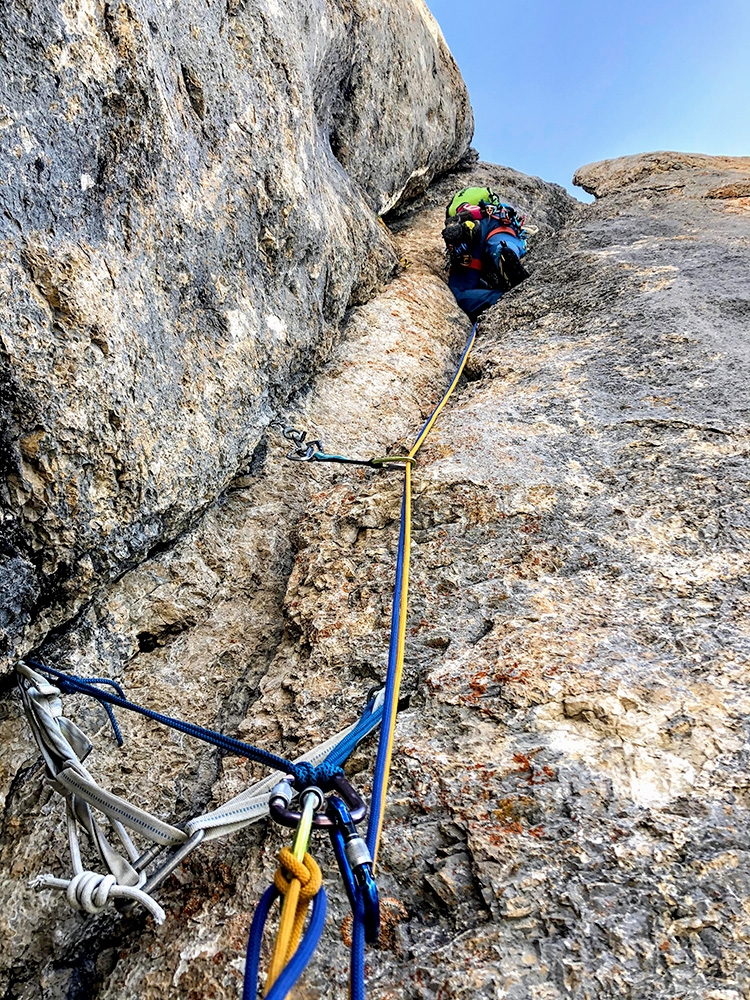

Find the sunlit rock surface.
[
  {"left": 2, "top": 10, "right": 750, "bottom": 989},
  {"left": 0, "top": 0, "right": 472, "bottom": 667},
  {"left": 4, "top": 150, "right": 750, "bottom": 998}
]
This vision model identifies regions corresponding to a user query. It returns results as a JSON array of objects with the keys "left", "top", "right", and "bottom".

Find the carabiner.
[
  {"left": 117, "top": 828, "right": 206, "bottom": 913},
  {"left": 282, "top": 426, "right": 306, "bottom": 444},
  {"left": 268, "top": 774, "right": 366, "bottom": 830},
  {"left": 281, "top": 426, "right": 323, "bottom": 462},
  {"left": 327, "top": 796, "right": 380, "bottom": 944},
  {"left": 289, "top": 442, "right": 323, "bottom": 462}
]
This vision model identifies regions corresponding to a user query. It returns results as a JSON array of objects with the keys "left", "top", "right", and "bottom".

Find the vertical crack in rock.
[
  {"left": 0, "top": 0, "right": 472, "bottom": 671},
  {"left": 180, "top": 65, "right": 206, "bottom": 121}
]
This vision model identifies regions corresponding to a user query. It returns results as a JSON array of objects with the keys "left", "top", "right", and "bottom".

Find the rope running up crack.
[
  {"left": 252, "top": 319, "right": 479, "bottom": 1000},
  {"left": 16, "top": 315, "right": 479, "bottom": 1000},
  {"left": 347, "top": 320, "right": 479, "bottom": 1000}
]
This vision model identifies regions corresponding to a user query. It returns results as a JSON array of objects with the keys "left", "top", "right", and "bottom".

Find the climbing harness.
[{"left": 16, "top": 316, "right": 479, "bottom": 999}]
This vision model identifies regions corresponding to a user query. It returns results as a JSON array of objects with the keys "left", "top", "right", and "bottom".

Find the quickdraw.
[{"left": 282, "top": 426, "right": 415, "bottom": 469}]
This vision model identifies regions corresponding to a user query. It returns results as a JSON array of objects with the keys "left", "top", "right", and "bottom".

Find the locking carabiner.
[
  {"left": 327, "top": 795, "right": 380, "bottom": 944},
  {"left": 269, "top": 774, "right": 366, "bottom": 830}
]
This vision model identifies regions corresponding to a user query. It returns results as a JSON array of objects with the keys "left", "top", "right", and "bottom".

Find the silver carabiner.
[{"left": 282, "top": 426, "right": 306, "bottom": 444}]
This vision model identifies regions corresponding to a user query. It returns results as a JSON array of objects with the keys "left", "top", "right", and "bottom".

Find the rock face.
[
  {"left": 574, "top": 150, "right": 750, "bottom": 200},
  {"left": 0, "top": 0, "right": 472, "bottom": 667},
  {"left": 2, "top": 15, "right": 750, "bottom": 1000},
  {"left": 4, "top": 147, "right": 750, "bottom": 1000},
  {"left": 0, "top": 155, "right": 577, "bottom": 1000}
]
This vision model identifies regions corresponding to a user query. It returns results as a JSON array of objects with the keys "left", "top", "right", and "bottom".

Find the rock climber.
[{"left": 442, "top": 186, "right": 529, "bottom": 321}]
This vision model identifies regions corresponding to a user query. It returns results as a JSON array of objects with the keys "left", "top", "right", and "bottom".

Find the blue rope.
[
  {"left": 243, "top": 886, "right": 278, "bottom": 1000},
  {"left": 74, "top": 675, "right": 127, "bottom": 746},
  {"left": 346, "top": 479, "right": 409, "bottom": 1000},
  {"left": 351, "top": 320, "right": 480, "bottom": 996},
  {"left": 322, "top": 693, "right": 384, "bottom": 769},
  {"left": 26, "top": 659, "right": 385, "bottom": 791},
  {"left": 350, "top": 896, "right": 366, "bottom": 1000},
  {"left": 291, "top": 759, "right": 343, "bottom": 790},
  {"left": 26, "top": 659, "right": 340, "bottom": 791},
  {"left": 366, "top": 321, "right": 478, "bottom": 854},
  {"left": 365, "top": 487, "right": 408, "bottom": 858},
  {"left": 242, "top": 884, "right": 328, "bottom": 1000}
]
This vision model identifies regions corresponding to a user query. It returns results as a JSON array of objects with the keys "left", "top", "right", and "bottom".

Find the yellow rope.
[
  {"left": 265, "top": 790, "right": 319, "bottom": 991},
  {"left": 263, "top": 320, "right": 478, "bottom": 976},
  {"left": 370, "top": 322, "right": 478, "bottom": 866},
  {"left": 265, "top": 848, "right": 322, "bottom": 991},
  {"left": 408, "top": 324, "right": 477, "bottom": 458}
]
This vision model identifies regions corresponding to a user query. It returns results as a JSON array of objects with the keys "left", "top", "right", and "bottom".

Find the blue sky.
[{"left": 426, "top": 0, "right": 750, "bottom": 200}]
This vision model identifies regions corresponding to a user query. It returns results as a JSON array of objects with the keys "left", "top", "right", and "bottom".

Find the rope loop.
[
  {"left": 67, "top": 871, "right": 118, "bottom": 913},
  {"left": 242, "top": 884, "right": 328, "bottom": 1000},
  {"left": 267, "top": 847, "right": 324, "bottom": 983},
  {"left": 54, "top": 673, "right": 125, "bottom": 746},
  {"left": 32, "top": 871, "right": 167, "bottom": 924},
  {"left": 274, "top": 848, "right": 322, "bottom": 902}
]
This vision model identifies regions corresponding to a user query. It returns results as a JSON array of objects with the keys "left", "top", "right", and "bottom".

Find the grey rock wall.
[
  {"left": 2, "top": 11, "right": 749, "bottom": 996},
  {"left": 0, "top": 0, "right": 472, "bottom": 669},
  {"left": 415, "top": 153, "right": 750, "bottom": 1000},
  {"left": 7, "top": 150, "right": 750, "bottom": 998}
]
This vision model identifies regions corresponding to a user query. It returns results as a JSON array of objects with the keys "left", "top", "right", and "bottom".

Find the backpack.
[
  {"left": 483, "top": 243, "right": 530, "bottom": 293},
  {"left": 442, "top": 215, "right": 529, "bottom": 293},
  {"left": 446, "top": 186, "right": 526, "bottom": 239}
]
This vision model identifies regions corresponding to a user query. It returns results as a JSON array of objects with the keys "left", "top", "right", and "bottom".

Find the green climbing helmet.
[{"left": 445, "top": 186, "right": 501, "bottom": 218}]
